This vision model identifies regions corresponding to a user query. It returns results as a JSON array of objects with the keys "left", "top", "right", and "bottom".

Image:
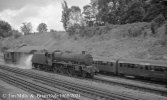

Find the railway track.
[
  {"left": 0, "top": 56, "right": 167, "bottom": 97},
  {"left": 0, "top": 65, "right": 139, "bottom": 100},
  {"left": 93, "top": 75, "right": 167, "bottom": 96},
  {"left": 0, "top": 70, "right": 74, "bottom": 100},
  {"left": 45, "top": 70, "right": 167, "bottom": 97}
]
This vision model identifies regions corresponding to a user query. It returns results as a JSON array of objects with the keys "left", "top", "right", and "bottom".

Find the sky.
[{"left": 0, "top": 0, "right": 90, "bottom": 32}]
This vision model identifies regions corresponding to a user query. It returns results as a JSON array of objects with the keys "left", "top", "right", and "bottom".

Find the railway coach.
[
  {"left": 118, "top": 59, "right": 167, "bottom": 82},
  {"left": 93, "top": 57, "right": 117, "bottom": 74},
  {"left": 93, "top": 58, "right": 167, "bottom": 82}
]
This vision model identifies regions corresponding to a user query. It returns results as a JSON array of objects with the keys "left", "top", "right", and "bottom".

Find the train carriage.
[
  {"left": 117, "top": 59, "right": 167, "bottom": 81},
  {"left": 93, "top": 57, "right": 117, "bottom": 74}
]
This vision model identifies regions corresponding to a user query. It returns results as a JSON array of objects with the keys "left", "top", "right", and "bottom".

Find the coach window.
[
  {"left": 128, "top": 64, "right": 133, "bottom": 68},
  {"left": 120, "top": 63, "right": 124, "bottom": 67},
  {"left": 134, "top": 64, "right": 139, "bottom": 69},
  {"left": 107, "top": 62, "right": 110, "bottom": 66},
  {"left": 125, "top": 63, "right": 129, "bottom": 68},
  {"left": 98, "top": 61, "right": 101, "bottom": 65},
  {"left": 145, "top": 65, "right": 150, "bottom": 70},
  {"left": 150, "top": 66, "right": 154, "bottom": 71},
  {"left": 123, "top": 63, "right": 126, "bottom": 67},
  {"left": 7, "top": 53, "right": 9, "bottom": 58},
  {"left": 132, "top": 64, "right": 135, "bottom": 68},
  {"left": 154, "top": 66, "right": 164, "bottom": 72},
  {"left": 140, "top": 66, "right": 144, "bottom": 69},
  {"left": 100, "top": 61, "right": 103, "bottom": 65},
  {"left": 110, "top": 62, "right": 113, "bottom": 66},
  {"left": 102, "top": 61, "right": 105, "bottom": 65},
  {"left": 101, "top": 62, "right": 104, "bottom": 65},
  {"left": 164, "top": 68, "right": 167, "bottom": 72},
  {"left": 103, "top": 62, "right": 107, "bottom": 65},
  {"left": 119, "top": 63, "right": 122, "bottom": 67},
  {"left": 129, "top": 64, "right": 132, "bottom": 68},
  {"left": 95, "top": 61, "right": 98, "bottom": 64}
]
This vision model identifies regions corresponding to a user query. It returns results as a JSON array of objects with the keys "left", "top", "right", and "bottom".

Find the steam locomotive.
[{"left": 32, "top": 51, "right": 97, "bottom": 78}]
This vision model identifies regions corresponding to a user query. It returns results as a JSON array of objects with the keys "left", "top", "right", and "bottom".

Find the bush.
[
  {"left": 67, "top": 23, "right": 83, "bottom": 36},
  {"left": 11, "top": 30, "right": 22, "bottom": 38},
  {"left": 158, "top": 35, "right": 167, "bottom": 46},
  {"left": 151, "top": 14, "right": 166, "bottom": 34},
  {"left": 0, "top": 20, "right": 12, "bottom": 38}
]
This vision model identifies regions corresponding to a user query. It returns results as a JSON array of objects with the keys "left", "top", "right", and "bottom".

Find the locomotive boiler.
[{"left": 31, "top": 51, "right": 96, "bottom": 78}]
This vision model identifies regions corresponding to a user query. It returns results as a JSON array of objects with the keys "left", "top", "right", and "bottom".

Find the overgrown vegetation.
[{"left": 61, "top": 0, "right": 167, "bottom": 37}]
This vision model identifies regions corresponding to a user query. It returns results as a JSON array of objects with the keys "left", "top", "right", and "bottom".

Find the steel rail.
[{"left": 0, "top": 70, "right": 76, "bottom": 100}]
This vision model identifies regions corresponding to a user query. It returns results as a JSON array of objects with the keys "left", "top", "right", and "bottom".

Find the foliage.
[
  {"left": 83, "top": 0, "right": 167, "bottom": 25},
  {"left": 121, "top": 1, "right": 145, "bottom": 24},
  {"left": 37, "top": 23, "right": 48, "bottom": 33},
  {"left": 61, "top": 0, "right": 70, "bottom": 31},
  {"left": 20, "top": 22, "right": 32, "bottom": 35},
  {"left": 61, "top": 0, "right": 167, "bottom": 37},
  {"left": 11, "top": 30, "right": 22, "bottom": 38},
  {"left": 151, "top": 14, "right": 166, "bottom": 34},
  {"left": 50, "top": 29, "right": 57, "bottom": 32},
  {"left": 143, "top": 0, "right": 167, "bottom": 22},
  {"left": 0, "top": 20, "right": 12, "bottom": 38},
  {"left": 67, "top": 23, "right": 81, "bottom": 36},
  {"left": 68, "top": 6, "right": 82, "bottom": 25},
  {"left": 83, "top": 5, "right": 96, "bottom": 26}
]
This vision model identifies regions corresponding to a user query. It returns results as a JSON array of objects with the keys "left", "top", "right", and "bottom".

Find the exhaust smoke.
[
  {"left": 18, "top": 54, "right": 33, "bottom": 69},
  {"left": 3, "top": 54, "right": 33, "bottom": 69}
]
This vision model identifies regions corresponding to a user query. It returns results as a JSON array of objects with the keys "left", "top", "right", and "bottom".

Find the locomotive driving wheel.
[
  {"left": 53, "top": 67, "right": 59, "bottom": 73},
  {"left": 89, "top": 72, "right": 94, "bottom": 78},
  {"left": 81, "top": 71, "right": 87, "bottom": 78},
  {"left": 68, "top": 67, "right": 75, "bottom": 77},
  {"left": 58, "top": 65, "right": 64, "bottom": 74}
]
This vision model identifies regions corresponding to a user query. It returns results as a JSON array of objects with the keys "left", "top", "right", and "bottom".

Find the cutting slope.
[{"left": 1, "top": 22, "right": 167, "bottom": 60}]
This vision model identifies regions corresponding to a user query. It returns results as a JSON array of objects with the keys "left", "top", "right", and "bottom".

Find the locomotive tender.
[{"left": 31, "top": 51, "right": 96, "bottom": 78}]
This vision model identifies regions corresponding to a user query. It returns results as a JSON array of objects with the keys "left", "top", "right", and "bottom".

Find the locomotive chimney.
[{"left": 82, "top": 51, "right": 86, "bottom": 54}]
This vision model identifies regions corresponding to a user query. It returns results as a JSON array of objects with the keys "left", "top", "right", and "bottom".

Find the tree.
[
  {"left": 143, "top": 0, "right": 167, "bottom": 21},
  {"left": 0, "top": 20, "right": 12, "bottom": 38},
  {"left": 68, "top": 6, "right": 82, "bottom": 25},
  {"left": 121, "top": 1, "right": 145, "bottom": 24},
  {"left": 96, "top": 0, "right": 111, "bottom": 24},
  {"left": 83, "top": 5, "right": 96, "bottom": 26},
  {"left": 61, "top": 0, "right": 70, "bottom": 31},
  {"left": 37, "top": 23, "right": 48, "bottom": 33},
  {"left": 20, "top": 22, "right": 32, "bottom": 35}
]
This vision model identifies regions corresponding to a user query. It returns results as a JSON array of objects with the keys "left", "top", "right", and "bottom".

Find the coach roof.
[{"left": 119, "top": 58, "right": 167, "bottom": 67}]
